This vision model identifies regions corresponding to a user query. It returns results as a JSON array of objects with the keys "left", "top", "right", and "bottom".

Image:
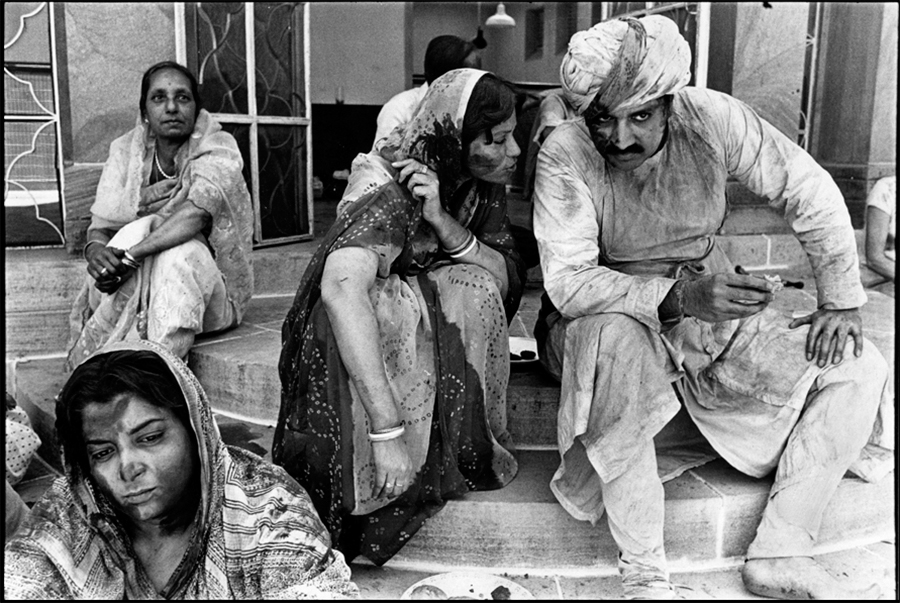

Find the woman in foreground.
[{"left": 5, "top": 341, "right": 358, "bottom": 599}]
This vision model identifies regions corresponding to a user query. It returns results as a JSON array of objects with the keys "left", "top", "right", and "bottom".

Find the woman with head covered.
[
  {"left": 533, "top": 15, "right": 891, "bottom": 600},
  {"left": 275, "top": 68, "right": 525, "bottom": 565},
  {"left": 66, "top": 61, "right": 253, "bottom": 369},
  {"left": 4, "top": 341, "right": 358, "bottom": 599}
]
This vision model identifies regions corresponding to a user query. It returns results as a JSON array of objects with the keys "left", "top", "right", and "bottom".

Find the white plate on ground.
[
  {"left": 401, "top": 571, "right": 534, "bottom": 600},
  {"left": 509, "top": 336, "right": 539, "bottom": 365}
]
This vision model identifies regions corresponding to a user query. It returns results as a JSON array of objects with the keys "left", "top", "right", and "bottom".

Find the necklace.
[{"left": 154, "top": 149, "right": 176, "bottom": 180}]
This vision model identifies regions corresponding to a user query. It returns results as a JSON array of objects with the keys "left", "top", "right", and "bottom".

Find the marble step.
[
  {"left": 186, "top": 295, "right": 564, "bottom": 447},
  {"left": 5, "top": 227, "right": 827, "bottom": 357},
  {"left": 3, "top": 242, "right": 318, "bottom": 356},
  {"left": 382, "top": 449, "right": 894, "bottom": 572},
  {"left": 186, "top": 281, "right": 896, "bottom": 442},
  {"left": 207, "top": 417, "right": 893, "bottom": 572}
]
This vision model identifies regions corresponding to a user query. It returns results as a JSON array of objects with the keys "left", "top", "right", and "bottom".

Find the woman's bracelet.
[
  {"left": 443, "top": 230, "right": 474, "bottom": 255},
  {"left": 447, "top": 233, "right": 478, "bottom": 260},
  {"left": 82, "top": 240, "right": 103, "bottom": 261},
  {"left": 121, "top": 250, "right": 141, "bottom": 270},
  {"left": 368, "top": 425, "right": 405, "bottom": 442}
]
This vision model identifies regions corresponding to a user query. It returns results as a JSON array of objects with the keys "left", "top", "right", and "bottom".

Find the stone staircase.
[{"left": 5, "top": 211, "right": 895, "bottom": 575}]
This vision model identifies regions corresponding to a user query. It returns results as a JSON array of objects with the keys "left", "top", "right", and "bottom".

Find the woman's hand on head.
[
  {"left": 87, "top": 246, "right": 135, "bottom": 293},
  {"left": 139, "top": 179, "right": 177, "bottom": 217},
  {"left": 371, "top": 437, "right": 415, "bottom": 500},
  {"left": 392, "top": 158, "right": 446, "bottom": 227}
]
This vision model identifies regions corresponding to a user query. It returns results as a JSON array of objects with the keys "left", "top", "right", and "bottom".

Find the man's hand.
[
  {"left": 371, "top": 438, "right": 414, "bottom": 500},
  {"left": 138, "top": 179, "right": 177, "bottom": 216},
  {"left": 682, "top": 273, "right": 776, "bottom": 322},
  {"left": 789, "top": 307, "right": 863, "bottom": 367}
]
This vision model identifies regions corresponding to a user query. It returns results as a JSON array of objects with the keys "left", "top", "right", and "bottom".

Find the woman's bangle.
[
  {"left": 121, "top": 250, "right": 141, "bottom": 270},
  {"left": 82, "top": 240, "right": 103, "bottom": 261},
  {"left": 443, "top": 230, "right": 474, "bottom": 255},
  {"left": 368, "top": 425, "right": 405, "bottom": 442},
  {"left": 448, "top": 234, "right": 478, "bottom": 260}
]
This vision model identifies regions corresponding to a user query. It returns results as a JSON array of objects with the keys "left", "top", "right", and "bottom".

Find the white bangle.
[
  {"left": 448, "top": 235, "right": 478, "bottom": 259},
  {"left": 368, "top": 425, "right": 405, "bottom": 442},
  {"left": 443, "top": 230, "right": 473, "bottom": 255},
  {"left": 122, "top": 250, "right": 141, "bottom": 269}
]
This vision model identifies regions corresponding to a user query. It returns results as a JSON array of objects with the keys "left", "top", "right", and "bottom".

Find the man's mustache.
[{"left": 605, "top": 144, "right": 644, "bottom": 155}]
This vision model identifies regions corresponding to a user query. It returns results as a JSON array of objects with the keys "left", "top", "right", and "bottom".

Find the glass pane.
[
  {"left": 258, "top": 124, "right": 309, "bottom": 240},
  {"left": 195, "top": 2, "right": 248, "bottom": 114},
  {"left": 254, "top": 2, "right": 306, "bottom": 118},
  {"left": 4, "top": 2, "right": 51, "bottom": 64},
  {"left": 4, "top": 67, "right": 54, "bottom": 115},
  {"left": 4, "top": 120, "right": 64, "bottom": 246},
  {"left": 220, "top": 122, "right": 309, "bottom": 242}
]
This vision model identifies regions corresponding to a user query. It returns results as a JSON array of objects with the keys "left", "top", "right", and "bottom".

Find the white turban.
[{"left": 560, "top": 15, "right": 691, "bottom": 117}]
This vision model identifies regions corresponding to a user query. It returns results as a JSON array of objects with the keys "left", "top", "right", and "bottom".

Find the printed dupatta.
[{"left": 275, "top": 68, "right": 524, "bottom": 564}]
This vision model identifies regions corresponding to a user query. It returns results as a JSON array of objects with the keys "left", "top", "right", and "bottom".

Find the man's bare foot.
[{"left": 742, "top": 557, "right": 882, "bottom": 599}]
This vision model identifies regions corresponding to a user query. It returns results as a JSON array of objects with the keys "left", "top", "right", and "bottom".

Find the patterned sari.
[
  {"left": 275, "top": 69, "right": 525, "bottom": 565},
  {"left": 65, "top": 110, "right": 254, "bottom": 369},
  {"left": 4, "top": 340, "right": 358, "bottom": 600}
]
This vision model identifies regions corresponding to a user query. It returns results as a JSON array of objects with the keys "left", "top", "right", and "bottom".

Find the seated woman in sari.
[
  {"left": 66, "top": 61, "right": 253, "bottom": 370},
  {"left": 275, "top": 69, "right": 526, "bottom": 565},
  {"left": 4, "top": 341, "right": 359, "bottom": 599}
]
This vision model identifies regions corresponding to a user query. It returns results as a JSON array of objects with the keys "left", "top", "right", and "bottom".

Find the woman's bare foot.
[{"left": 742, "top": 557, "right": 882, "bottom": 599}]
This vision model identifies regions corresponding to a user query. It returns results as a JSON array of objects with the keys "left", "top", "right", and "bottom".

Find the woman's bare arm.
[
  {"left": 320, "top": 247, "right": 414, "bottom": 499},
  {"left": 321, "top": 247, "right": 399, "bottom": 430}
]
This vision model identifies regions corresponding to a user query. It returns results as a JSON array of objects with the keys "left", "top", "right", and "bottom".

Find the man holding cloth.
[{"left": 533, "top": 15, "right": 893, "bottom": 600}]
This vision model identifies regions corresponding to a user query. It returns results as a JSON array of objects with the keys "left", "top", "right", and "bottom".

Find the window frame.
[{"left": 175, "top": 1, "right": 314, "bottom": 247}]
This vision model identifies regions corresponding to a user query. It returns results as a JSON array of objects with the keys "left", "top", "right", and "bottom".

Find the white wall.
[
  {"left": 481, "top": 2, "right": 575, "bottom": 85},
  {"left": 411, "top": 2, "right": 586, "bottom": 87},
  {"left": 870, "top": 2, "right": 897, "bottom": 165},
  {"left": 731, "top": 3, "right": 809, "bottom": 140},
  {"left": 411, "top": 2, "right": 480, "bottom": 80},
  {"left": 309, "top": 2, "right": 410, "bottom": 105}
]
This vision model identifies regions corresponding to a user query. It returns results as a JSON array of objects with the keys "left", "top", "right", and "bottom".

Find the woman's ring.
[
  {"left": 418, "top": 165, "right": 428, "bottom": 175},
  {"left": 100, "top": 267, "right": 108, "bottom": 276}
]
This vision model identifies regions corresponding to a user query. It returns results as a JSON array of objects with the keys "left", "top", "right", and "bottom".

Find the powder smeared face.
[
  {"left": 83, "top": 393, "right": 197, "bottom": 528},
  {"left": 466, "top": 114, "right": 521, "bottom": 184},
  {"left": 586, "top": 97, "right": 669, "bottom": 171}
]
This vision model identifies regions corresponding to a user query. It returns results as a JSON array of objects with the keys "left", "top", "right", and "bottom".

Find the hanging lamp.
[{"left": 485, "top": 3, "right": 516, "bottom": 28}]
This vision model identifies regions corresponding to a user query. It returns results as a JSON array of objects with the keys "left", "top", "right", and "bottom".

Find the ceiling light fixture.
[{"left": 485, "top": 3, "right": 516, "bottom": 28}]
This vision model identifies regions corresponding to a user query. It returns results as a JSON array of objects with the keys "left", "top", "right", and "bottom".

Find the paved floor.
[{"left": 349, "top": 538, "right": 897, "bottom": 599}]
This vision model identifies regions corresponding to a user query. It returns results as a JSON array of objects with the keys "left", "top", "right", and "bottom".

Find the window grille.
[
  {"left": 183, "top": 2, "right": 312, "bottom": 247},
  {"left": 4, "top": 2, "right": 65, "bottom": 247}
]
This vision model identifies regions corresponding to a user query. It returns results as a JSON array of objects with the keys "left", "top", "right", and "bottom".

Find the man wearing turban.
[{"left": 533, "top": 15, "right": 892, "bottom": 600}]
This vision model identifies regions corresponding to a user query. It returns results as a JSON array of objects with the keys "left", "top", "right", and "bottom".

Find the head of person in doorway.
[{"left": 424, "top": 35, "right": 481, "bottom": 84}]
